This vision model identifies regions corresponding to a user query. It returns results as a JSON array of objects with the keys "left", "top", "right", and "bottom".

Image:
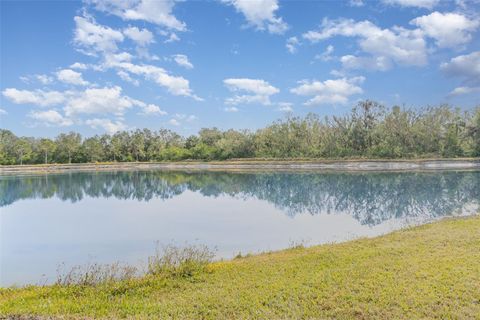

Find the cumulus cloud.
[
  {"left": 3, "top": 86, "right": 167, "bottom": 119},
  {"left": 172, "top": 54, "right": 194, "bottom": 69},
  {"left": 349, "top": 0, "right": 365, "bottom": 7},
  {"left": 441, "top": 51, "right": 480, "bottom": 95},
  {"left": 224, "top": 106, "right": 239, "bottom": 112},
  {"left": 138, "top": 103, "right": 167, "bottom": 116},
  {"left": 449, "top": 86, "right": 480, "bottom": 95},
  {"left": 72, "top": 13, "right": 200, "bottom": 100},
  {"left": 411, "top": 12, "right": 479, "bottom": 48},
  {"left": 160, "top": 31, "right": 180, "bottom": 43},
  {"left": 223, "top": 78, "right": 280, "bottom": 105},
  {"left": 20, "top": 74, "right": 54, "bottom": 85},
  {"left": 123, "top": 26, "right": 154, "bottom": 46},
  {"left": 291, "top": 76, "right": 365, "bottom": 106},
  {"left": 86, "top": 118, "right": 127, "bottom": 134},
  {"left": 73, "top": 15, "right": 124, "bottom": 55},
  {"left": 64, "top": 86, "right": 141, "bottom": 116},
  {"left": 277, "top": 102, "right": 293, "bottom": 112},
  {"left": 303, "top": 18, "right": 427, "bottom": 70},
  {"left": 381, "top": 0, "right": 439, "bottom": 8},
  {"left": 224, "top": 0, "right": 288, "bottom": 34},
  {"left": 168, "top": 118, "right": 180, "bottom": 126},
  {"left": 440, "top": 51, "right": 480, "bottom": 81},
  {"left": 28, "top": 110, "right": 73, "bottom": 127},
  {"left": 88, "top": 0, "right": 186, "bottom": 31},
  {"left": 117, "top": 70, "right": 140, "bottom": 86},
  {"left": 2, "top": 88, "right": 66, "bottom": 106},
  {"left": 105, "top": 61, "right": 202, "bottom": 99},
  {"left": 70, "top": 62, "right": 88, "bottom": 70},
  {"left": 315, "top": 45, "right": 335, "bottom": 62},
  {"left": 286, "top": 36, "right": 300, "bottom": 54},
  {"left": 56, "top": 69, "right": 89, "bottom": 86},
  {"left": 340, "top": 55, "right": 391, "bottom": 71}
]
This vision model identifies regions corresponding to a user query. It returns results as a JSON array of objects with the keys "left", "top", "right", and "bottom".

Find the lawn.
[{"left": 1, "top": 216, "right": 479, "bottom": 319}]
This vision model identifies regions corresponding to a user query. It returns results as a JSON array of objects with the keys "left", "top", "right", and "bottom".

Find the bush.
[{"left": 147, "top": 244, "right": 215, "bottom": 278}]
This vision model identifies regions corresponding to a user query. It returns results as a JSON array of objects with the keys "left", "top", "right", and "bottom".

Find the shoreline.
[
  {"left": 1, "top": 216, "right": 479, "bottom": 318},
  {"left": 1, "top": 158, "right": 480, "bottom": 175}
]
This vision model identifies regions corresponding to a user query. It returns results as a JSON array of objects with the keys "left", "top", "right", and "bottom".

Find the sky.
[{"left": 1, "top": 0, "right": 479, "bottom": 138}]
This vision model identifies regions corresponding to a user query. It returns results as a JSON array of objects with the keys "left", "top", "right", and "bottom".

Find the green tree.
[
  {"left": 15, "top": 138, "right": 33, "bottom": 165},
  {"left": 56, "top": 132, "right": 82, "bottom": 163},
  {"left": 82, "top": 136, "right": 104, "bottom": 162},
  {"left": 38, "top": 138, "right": 57, "bottom": 164}
]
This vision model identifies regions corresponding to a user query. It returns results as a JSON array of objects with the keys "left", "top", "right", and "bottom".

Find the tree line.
[{"left": 1, "top": 101, "right": 479, "bottom": 165}]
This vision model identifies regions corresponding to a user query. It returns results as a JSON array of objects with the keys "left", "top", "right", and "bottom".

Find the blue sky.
[{"left": 1, "top": 0, "right": 479, "bottom": 137}]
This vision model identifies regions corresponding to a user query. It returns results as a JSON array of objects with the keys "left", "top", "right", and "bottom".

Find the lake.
[{"left": 1, "top": 169, "right": 479, "bottom": 287}]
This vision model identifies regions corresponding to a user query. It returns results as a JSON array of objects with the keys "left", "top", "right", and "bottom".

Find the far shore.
[{"left": 1, "top": 158, "right": 479, "bottom": 175}]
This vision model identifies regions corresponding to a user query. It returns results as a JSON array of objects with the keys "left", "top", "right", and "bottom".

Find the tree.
[
  {"left": 38, "top": 138, "right": 57, "bottom": 164},
  {"left": 467, "top": 107, "right": 480, "bottom": 156},
  {"left": 130, "top": 130, "right": 146, "bottom": 161},
  {"left": 0, "top": 129, "right": 18, "bottom": 164},
  {"left": 15, "top": 138, "right": 32, "bottom": 165},
  {"left": 82, "top": 136, "right": 104, "bottom": 162},
  {"left": 56, "top": 132, "right": 81, "bottom": 163}
]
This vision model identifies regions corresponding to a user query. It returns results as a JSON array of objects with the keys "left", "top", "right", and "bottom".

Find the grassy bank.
[{"left": 1, "top": 216, "right": 480, "bottom": 319}]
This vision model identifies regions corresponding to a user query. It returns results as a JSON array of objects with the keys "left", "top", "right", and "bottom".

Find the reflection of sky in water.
[{"left": 1, "top": 170, "right": 479, "bottom": 286}]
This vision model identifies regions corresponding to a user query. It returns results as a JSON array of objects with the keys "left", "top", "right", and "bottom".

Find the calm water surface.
[{"left": 1, "top": 169, "right": 479, "bottom": 286}]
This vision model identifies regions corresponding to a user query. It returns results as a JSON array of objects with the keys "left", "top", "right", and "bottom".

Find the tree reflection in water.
[{"left": 1, "top": 170, "right": 479, "bottom": 226}]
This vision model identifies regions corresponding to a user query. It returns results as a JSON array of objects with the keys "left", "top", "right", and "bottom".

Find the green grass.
[{"left": 1, "top": 216, "right": 480, "bottom": 319}]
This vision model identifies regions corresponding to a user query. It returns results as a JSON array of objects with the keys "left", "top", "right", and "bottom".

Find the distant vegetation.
[{"left": 1, "top": 101, "right": 479, "bottom": 165}]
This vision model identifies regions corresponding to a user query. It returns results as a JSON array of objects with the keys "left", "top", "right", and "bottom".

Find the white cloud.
[
  {"left": 224, "top": 106, "right": 239, "bottom": 112},
  {"left": 174, "top": 113, "right": 196, "bottom": 122},
  {"left": 88, "top": 0, "right": 186, "bottom": 31},
  {"left": 382, "top": 0, "right": 439, "bottom": 8},
  {"left": 2, "top": 88, "right": 66, "bottom": 106},
  {"left": 286, "top": 36, "right": 300, "bottom": 54},
  {"left": 28, "top": 110, "right": 73, "bottom": 127},
  {"left": 411, "top": 12, "right": 479, "bottom": 48},
  {"left": 340, "top": 55, "right": 392, "bottom": 71},
  {"left": 172, "top": 54, "right": 194, "bottom": 69},
  {"left": 72, "top": 13, "right": 199, "bottom": 100},
  {"left": 64, "top": 86, "right": 140, "bottom": 116},
  {"left": 224, "top": 0, "right": 288, "bottom": 34},
  {"left": 303, "top": 18, "right": 427, "bottom": 70},
  {"left": 291, "top": 76, "right": 365, "bottom": 106},
  {"left": 36, "top": 74, "right": 54, "bottom": 85},
  {"left": 0, "top": 108, "right": 7, "bottom": 116},
  {"left": 123, "top": 26, "right": 154, "bottom": 46},
  {"left": 441, "top": 51, "right": 480, "bottom": 95},
  {"left": 349, "top": 0, "right": 365, "bottom": 7},
  {"left": 86, "top": 118, "right": 127, "bottom": 134},
  {"left": 139, "top": 103, "right": 167, "bottom": 116},
  {"left": 441, "top": 51, "right": 480, "bottom": 82},
  {"left": 56, "top": 69, "right": 89, "bottom": 86},
  {"left": 169, "top": 118, "right": 180, "bottom": 126},
  {"left": 449, "top": 86, "right": 480, "bottom": 95},
  {"left": 4, "top": 86, "right": 166, "bottom": 119},
  {"left": 20, "top": 74, "right": 54, "bottom": 85},
  {"left": 315, "top": 45, "right": 335, "bottom": 61},
  {"left": 74, "top": 15, "right": 124, "bottom": 55},
  {"left": 161, "top": 31, "right": 180, "bottom": 43},
  {"left": 70, "top": 62, "right": 88, "bottom": 70},
  {"left": 224, "top": 78, "right": 280, "bottom": 105},
  {"left": 117, "top": 70, "right": 140, "bottom": 86},
  {"left": 105, "top": 61, "right": 202, "bottom": 100},
  {"left": 277, "top": 102, "right": 293, "bottom": 112}
]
